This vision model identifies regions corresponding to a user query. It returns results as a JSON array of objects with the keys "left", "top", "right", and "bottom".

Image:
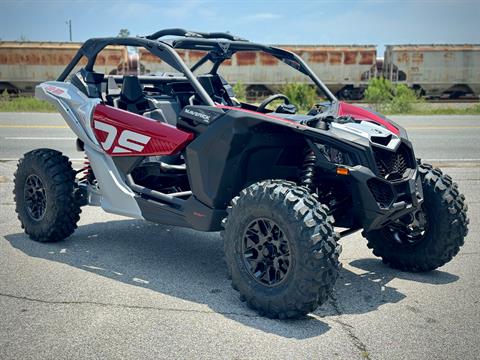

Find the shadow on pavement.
[
  {"left": 5, "top": 219, "right": 458, "bottom": 339},
  {"left": 315, "top": 257, "right": 458, "bottom": 317}
]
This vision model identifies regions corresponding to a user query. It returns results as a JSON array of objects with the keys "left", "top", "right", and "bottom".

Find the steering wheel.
[{"left": 257, "top": 94, "right": 290, "bottom": 112}]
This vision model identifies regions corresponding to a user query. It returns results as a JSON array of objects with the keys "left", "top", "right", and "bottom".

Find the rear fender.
[{"left": 35, "top": 81, "right": 102, "bottom": 152}]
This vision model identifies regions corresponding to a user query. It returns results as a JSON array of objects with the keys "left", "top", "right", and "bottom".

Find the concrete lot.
[{"left": 0, "top": 113, "right": 479, "bottom": 359}]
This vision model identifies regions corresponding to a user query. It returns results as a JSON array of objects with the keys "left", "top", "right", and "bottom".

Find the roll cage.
[{"left": 57, "top": 28, "right": 337, "bottom": 105}]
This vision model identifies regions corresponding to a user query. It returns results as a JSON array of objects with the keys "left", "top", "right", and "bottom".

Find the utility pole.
[{"left": 65, "top": 20, "right": 72, "bottom": 41}]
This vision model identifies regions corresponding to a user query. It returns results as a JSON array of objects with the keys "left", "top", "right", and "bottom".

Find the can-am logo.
[
  {"left": 45, "top": 85, "right": 65, "bottom": 95},
  {"left": 184, "top": 108, "right": 211, "bottom": 122},
  {"left": 94, "top": 120, "right": 151, "bottom": 153}
]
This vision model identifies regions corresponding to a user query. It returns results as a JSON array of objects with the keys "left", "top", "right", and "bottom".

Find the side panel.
[
  {"left": 84, "top": 145, "right": 144, "bottom": 219},
  {"left": 185, "top": 111, "right": 306, "bottom": 209},
  {"left": 92, "top": 104, "right": 194, "bottom": 156}
]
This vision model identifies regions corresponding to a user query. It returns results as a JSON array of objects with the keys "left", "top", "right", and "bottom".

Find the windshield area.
[{"left": 215, "top": 51, "right": 330, "bottom": 114}]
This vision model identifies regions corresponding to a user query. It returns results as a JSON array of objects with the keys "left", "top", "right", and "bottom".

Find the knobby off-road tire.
[
  {"left": 222, "top": 180, "right": 341, "bottom": 319},
  {"left": 365, "top": 163, "right": 468, "bottom": 272},
  {"left": 14, "top": 149, "right": 81, "bottom": 242}
]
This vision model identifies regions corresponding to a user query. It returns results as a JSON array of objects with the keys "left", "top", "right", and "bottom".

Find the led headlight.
[{"left": 316, "top": 143, "right": 354, "bottom": 166}]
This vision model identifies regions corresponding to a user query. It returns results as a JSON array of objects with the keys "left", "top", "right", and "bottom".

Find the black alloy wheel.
[
  {"left": 24, "top": 174, "right": 47, "bottom": 221},
  {"left": 242, "top": 218, "right": 291, "bottom": 287},
  {"left": 388, "top": 208, "right": 428, "bottom": 247}
]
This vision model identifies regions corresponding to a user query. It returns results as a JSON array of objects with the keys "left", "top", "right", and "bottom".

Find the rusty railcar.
[
  {"left": 3, "top": 41, "right": 479, "bottom": 100},
  {"left": 0, "top": 41, "right": 376, "bottom": 99},
  {"left": 139, "top": 45, "right": 377, "bottom": 99},
  {"left": 384, "top": 44, "right": 480, "bottom": 98},
  {"left": 0, "top": 42, "right": 129, "bottom": 93}
]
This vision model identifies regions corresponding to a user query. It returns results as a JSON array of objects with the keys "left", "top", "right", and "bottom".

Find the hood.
[{"left": 337, "top": 102, "right": 399, "bottom": 135}]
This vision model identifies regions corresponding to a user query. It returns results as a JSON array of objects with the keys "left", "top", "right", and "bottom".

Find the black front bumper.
[{"left": 348, "top": 166, "right": 424, "bottom": 232}]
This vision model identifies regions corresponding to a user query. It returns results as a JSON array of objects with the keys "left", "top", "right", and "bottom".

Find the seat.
[
  {"left": 70, "top": 69, "right": 104, "bottom": 98},
  {"left": 105, "top": 76, "right": 121, "bottom": 106},
  {"left": 197, "top": 74, "right": 236, "bottom": 106},
  {"left": 144, "top": 97, "right": 181, "bottom": 126},
  {"left": 114, "top": 75, "right": 151, "bottom": 114}
]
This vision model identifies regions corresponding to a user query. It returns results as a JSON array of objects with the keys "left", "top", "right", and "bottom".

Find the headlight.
[{"left": 316, "top": 143, "right": 354, "bottom": 166}]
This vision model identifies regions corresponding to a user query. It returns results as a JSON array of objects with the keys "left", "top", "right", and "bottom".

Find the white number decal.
[
  {"left": 117, "top": 130, "right": 151, "bottom": 153},
  {"left": 94, "top": 121, "right": 151, "bottom": 153}
]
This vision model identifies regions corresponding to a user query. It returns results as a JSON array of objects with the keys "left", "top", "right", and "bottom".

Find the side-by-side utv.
[{"left": 14, "top": 29, "right": 468, "bottom": 318}]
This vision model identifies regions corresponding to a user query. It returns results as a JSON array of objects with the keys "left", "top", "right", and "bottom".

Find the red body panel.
[
  {"left": 337, "top": 102, "right": 399, "bottom": 135},
  {"left": 92, "top": 104, "right": 194, "bottom": 156}
]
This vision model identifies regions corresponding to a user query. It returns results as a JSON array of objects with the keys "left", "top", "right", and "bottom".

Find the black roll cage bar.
[{"left": 57, "top": 28, "right": 337, "bottom": 105}]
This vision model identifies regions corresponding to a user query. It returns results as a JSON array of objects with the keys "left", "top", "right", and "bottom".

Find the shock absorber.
[
  {"left": 300, "top": 150, "right": 316, "bottom": 192},
  {"left": 78, "top": 155, "right": 94, "bottom": 183}
]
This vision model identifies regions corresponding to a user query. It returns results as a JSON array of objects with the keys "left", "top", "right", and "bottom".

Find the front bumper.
[{"left": 348, "top": 166, "right": 424, "bottom": 232}]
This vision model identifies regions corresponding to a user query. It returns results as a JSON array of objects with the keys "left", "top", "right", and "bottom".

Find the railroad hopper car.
[
  {"left": 1, "top": 41, "right": 479, "bottom": 99},
  {"left": 138, "top": 45, "right": 377, "bottom": 100},
  {"left": 0, "top": 42, "right": 376, "bottom": 99},
  {"left": 384, "top": 44, "right": 480, "bottom": 98},
  {"left": 0, "top": 42, "right": 130, "bottom": 93}
]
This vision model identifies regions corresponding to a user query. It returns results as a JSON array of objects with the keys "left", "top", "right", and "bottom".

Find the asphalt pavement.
[
  {"left": 0, "top": 112, "right": 479, "bottom": 359},
  {"left": 1, "top": 112, "right": 480, "bottom": 162}
]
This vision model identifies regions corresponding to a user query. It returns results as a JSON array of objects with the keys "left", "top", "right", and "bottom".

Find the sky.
[{"left": 0, "top": 0, "right": 479, "bottom": 52}]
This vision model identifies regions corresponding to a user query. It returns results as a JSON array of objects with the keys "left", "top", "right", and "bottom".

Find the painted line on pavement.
[
  {"left": 0, "top": 158, "right": 476, "bottom": 163},
  {"left": 0, "top": 124, "right": 68, "bottom": 128},
  {"left": 0, "top": 159, "right": 85, "bottom": 164},
  {"left": 407, "top": 126, "right": 480, "bottom": 130},
  {"left": 423, "top": 158, "right": 480, "bottom": 162},
  {"left": 4, "top": 137, "right": 76, "bottom": 140},
  {"left": 1, "top": 124, "right": 480, "bottom": 130}
]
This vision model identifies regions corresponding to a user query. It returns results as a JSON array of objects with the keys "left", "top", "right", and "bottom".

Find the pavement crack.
[
  {"left": 329, "top": 294, "right": 372, "bottom": 360},
  {"left": 0, "top": 292, "right": 263, "bottom": 319}
]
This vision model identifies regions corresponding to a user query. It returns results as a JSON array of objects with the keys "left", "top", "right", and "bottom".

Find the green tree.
[
  {"left": 117, "top": 29, "right": 130, "bottom": 37},
  {"left": 280, "top": 83, "right": 317, "bottom": 113}
]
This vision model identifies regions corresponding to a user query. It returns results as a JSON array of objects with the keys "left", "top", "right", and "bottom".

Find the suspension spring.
[
  {"left": 300, "top": 150, "right": 316, "bottom": 192},
  {"left": 78, "top": 155, "right": 93, "bottom": 183}
]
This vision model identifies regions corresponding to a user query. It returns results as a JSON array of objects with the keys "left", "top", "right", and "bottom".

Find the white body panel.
[{"left": 35, "top": 81, "right": 144, "bottom": 219}]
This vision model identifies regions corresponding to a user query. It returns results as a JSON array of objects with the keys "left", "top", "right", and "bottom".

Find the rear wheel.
[
  {"left": 14, "top": 149, "right": 81, "bottom": 242},
  {"left": 365, "top": 163, "right": 468, "bottom": 272},
  {"left": 222, "top": 180, "right": 341, "bottom": 319}
]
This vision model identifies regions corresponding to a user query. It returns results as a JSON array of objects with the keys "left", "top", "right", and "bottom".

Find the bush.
[
  {"left": 389, "top": 84, "right": 419, "bottom": 113},
  {"left": 364, "top": 78, "right": 421, "bottom": 114},
  {"left": 232, "top": 82, "right": 247, "bottom": 102},
  {"left": 279, "top": 83, "right": 317, "bottom": 113},
  {"left": 364, "top": 78, "right": 394, "bottom": 105}
]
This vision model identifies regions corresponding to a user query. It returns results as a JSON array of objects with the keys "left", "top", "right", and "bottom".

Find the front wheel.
[
  {"left": 365, "top": 163, "right": 468, "bottom": 272},
  {"left": 222, "top": 180, "right": 341, "bottom": 319},
  {"left": 13, "top": 149, "right": 81, "bottom": 242}
]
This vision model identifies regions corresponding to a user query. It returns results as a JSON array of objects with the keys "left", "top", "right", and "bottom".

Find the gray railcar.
[{"left": 384, "top": 44, "right": 480, "bottom": 98}]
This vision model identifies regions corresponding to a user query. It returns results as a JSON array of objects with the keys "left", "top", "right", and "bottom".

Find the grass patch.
[
  {"left": 372, "top": 103, "right": 480, "bottom": 115},
  {"left": 0, "top": 92, "right": 56, "bottom": 112},
  {"left": 1, "top": 90, "right": 479, "bottom": 116},
  {"left": 364, "top": 78, "right": 480, "bottom": 115}
]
